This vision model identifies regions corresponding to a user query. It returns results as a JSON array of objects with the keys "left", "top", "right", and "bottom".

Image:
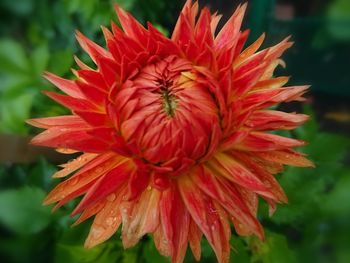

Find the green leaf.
[
  {"left": 31, "top": 43, "right": 49, "bottom": 76},
  {"left": 230, "top": 236, "right": 250, "bottom": 263},
  {"left": 0, "top": 92, "right": 34, "bottom": 135},
  {"left": 48, "top": 49, "right": 74, "bottom": 75},
  {"left": 144, "top": 238, "right": 170, "bottom": 263},
  {"left": 0, "top": 187, "right": 51, "bottom": 235},
  {"left": 0, "top": 39, "right": 30, "bottom": 74},
  {"left": 322, "top": 169, "right": 350, "bottom": 216},
  {"left": 54, "top": 242, "right": 121, "bottom": 263},
  {"left": 250, "top": 232, "right": 297, "bottom": 263}
]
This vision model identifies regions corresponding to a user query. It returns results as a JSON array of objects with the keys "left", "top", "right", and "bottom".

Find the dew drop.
[
  {"left": 107, "top": 193, "right": 116, "bottom": 202},
  {"left": 69, "top": 177, "right": 79, "bottom": 186},
  {"left": 147, "top": 186, "right": 152, "bottom": 191},
  {"left": 96, "top": 167, "right": 103, "bottom": 173},
  {"left": 106, "top": 217, "right": 117, "bottom": 226},
  {"left": 90, "top": 226, "right": 104, "bottom": 239}
]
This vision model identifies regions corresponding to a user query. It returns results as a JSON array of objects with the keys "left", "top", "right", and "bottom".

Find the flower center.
[
  {"left": 157, "top": 80, "right": 177, "bottom": 117},
  {"left": 115, "top": 56, "right": 220, "bottom": 174}
]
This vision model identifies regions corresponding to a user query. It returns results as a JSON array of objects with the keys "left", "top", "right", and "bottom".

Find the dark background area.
[{"left": 0, "top": 0, "right": 349, "bottom": 262}]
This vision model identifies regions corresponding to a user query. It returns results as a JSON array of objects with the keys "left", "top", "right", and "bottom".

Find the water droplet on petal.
[
  {"left": 106, "top": 217, "right": 117, "bottom": 226},
  {"left": 69, "top": 177, "right": 79, "bottom": 185},
  {"left": 107, "top": 193, "right": 116, "bottom": 202},
  {"left": 90, "top": 226, "right": 104, "bottom": 239}
]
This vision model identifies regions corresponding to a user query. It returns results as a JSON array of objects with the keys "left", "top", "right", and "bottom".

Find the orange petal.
[
  {"left": 44, "top": 72, "right": 85, "bottom": 99},
  {"left": 121, "top": 187, "right": 161, "bottom": 248},
  {"left": 53, "top": 153, "right": 98, "bottom": 178},
  {"left": 84, "top": 190, "right": 125, "bottom": 248}
]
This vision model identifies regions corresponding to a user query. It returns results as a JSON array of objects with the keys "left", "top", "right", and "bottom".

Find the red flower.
[{"left": 28, "top": 1, "right": 313, "bottom": 262}]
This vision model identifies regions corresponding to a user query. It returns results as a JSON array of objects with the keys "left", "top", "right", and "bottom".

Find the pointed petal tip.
[
  {"left": 42, "top": 71, "right": 51, "bottom": 79},
  {"left": 42, "top": 197, "right": 54, "bottom": 207},
  {"left": 113, "top": 3, "right": 127, "bottom": 18},
  {"left": 241, "top": 2, "right": 248, "bottom": 11},
  {"left": 25, "top": 119, "right": 38, "bottom": 127},
  {"left": 84, "top": 240, "right": 95, "bottom": 250}
]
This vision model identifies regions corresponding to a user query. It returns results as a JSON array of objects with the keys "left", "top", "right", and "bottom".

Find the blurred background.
[{"left": 0, "top": 0, "right": 349, "bottom": 262}]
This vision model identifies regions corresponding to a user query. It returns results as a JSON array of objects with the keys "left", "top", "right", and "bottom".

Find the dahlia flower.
[{"left": 28, "top": 1, "right": 313, "bottom": 262}]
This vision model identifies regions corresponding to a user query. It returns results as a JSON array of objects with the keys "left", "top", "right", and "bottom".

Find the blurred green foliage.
[{"left": 0, "top": 0, "right": 349, "bottom": 263}]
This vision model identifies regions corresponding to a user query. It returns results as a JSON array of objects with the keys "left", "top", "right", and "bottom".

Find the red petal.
[
  {"left": 172, "top": 0, "right": 198, "bottom": 42},
  {"left": 233, "top": 132, "right": 306, "bottom": 151},
  {"left": 114, "top": 5, "right": 147, "bottom": 43},
  {"left": 159, "top": 186, "right": 190, "bottom": 263},
  {"left": 255, "top": 149, "right": 314, "bottom": 167},
  {"left": 44, "top": 72, "right": 85, "bottom": 98},
  {"left": 232, "top": 152, "right": 288, "bottom": 203},
  {"left": 84, "top": 190, "right": 125, "bottom": 248},
  {"left": 75, "top": 80, "right": 107, "bottom": 107},
  {"left": 246, "top": 110, "right": 309, "bottom": 130},
  {"left": 234, "top": 33, "right": 265, "bottom": 67},
  {"left": 44, "top": 91, "right": 100, "bottom": 112},
  {"left": 75, "top": 30, "right": 111, "bottom": 64},
  {"left": 178, "top": 176, "right": 231, "bottom": 263},
  {"left": 188, "top": 219, "right": 202, "bottom": 261},
  {"left": 71, "top": 159, "right": 133, "bottom": 216},
  {"left": 27, "top": 115, "right": 86, "bottom": 129},
  {"left": 53, "top": 153, "right": 97, "bottom": 178},
  {"left": 74, "top": 111, "right": 110, "bottom": 127},
  {"left": 121, "top": 188, "right": 161, "bottom": 248},
  {"left": 210, "top": 152, "right": 271, "bottom": 195},
  {"left": 43, "top": 153, "right": 119, "bottom": 205},
  {"left": 195, "top": 165, "right": 261, "bottom": 225},
  {"left": 215, "top": 3, "right": 247, "bottom": 50},
  {"left": 31, "top": 128, "right": 109, "bottom": 153},
  {"left": 76, "top": 69, "right": 109, "bottom": 91},
  {"left": 125, "top": 167, "right": 150, "bottom": 200}
]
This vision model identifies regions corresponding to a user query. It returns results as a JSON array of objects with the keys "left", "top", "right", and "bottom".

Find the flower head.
[{"left": 28, "top": 1, "right": 313, "bottom": 262}]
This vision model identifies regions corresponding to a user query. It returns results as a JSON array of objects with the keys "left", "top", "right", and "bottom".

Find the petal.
[
  {"left": 71, "top": 158, "right": 133, "bottom": 215},
  {"left": 43, "top": 153, "right": 120, "bottom": 205},
  {"left": 43, "top": 91, "right": 100, "bottom": 112},
  {"left": 75, "top": 30, "right": 111, "bottom": 64},
  {"left": 188, "top": 218, "right": 202, "bottom": 261},
  {"left": 84, "top": 190, "right": 125, "bottom": 248},
  {"left": 159, "top": 186, "right": 190, "bottom": 263},
  {"left": 53, "top": 153, "right": 98, "bottom": 178},
  {"left": 234, "top": 33, "right": 265, "bottom": 67},
  {"left": 255, "top": 149, "right": 314, "bottom": 167},
  {"left": 192, "top": 166, "right": 261, "bottom": 227},
  {"left": 215, "top": 3, "right": 247, "bottom": 50},
  {"left": 30, "top": 128, "right": 110, "bottom": 153},
  {"left": 178, "top": 176, "right": 231, "bottom": 263},
  {"left": 27, "top": 115, "right": 86, "bottom": 129},
  {"left": 233, "top": 132, "right": 306, "bottom": 152},
  {"left": 209, "top": 152, "right": 271, "bottom": 195},
  {"left": 44, "top": 72, "right": 85, "bottom": 99},
  {"left": 245, "top": 110, "right": 309, "bottom": 130},
  {"left": 121, "top": 187, "right": 161, "bottom": 248}
]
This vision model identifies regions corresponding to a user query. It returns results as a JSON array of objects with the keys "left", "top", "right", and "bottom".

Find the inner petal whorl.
[{"left": 117, "top": 56, "right": 220, "bottom": 173}]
